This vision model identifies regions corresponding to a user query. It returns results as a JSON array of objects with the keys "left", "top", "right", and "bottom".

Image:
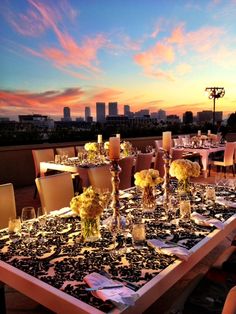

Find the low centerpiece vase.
[
  {"left": 142, "top": 185, "right": 156, "bottom": 212},
  {"left": 81, "top": 216, "right": 101, "bottom": 242}
]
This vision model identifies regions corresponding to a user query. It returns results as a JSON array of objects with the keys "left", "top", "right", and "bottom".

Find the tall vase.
[
  {"left": 80, "top": 216, "right": 101, "bottom": 242},
  {"left": 178, "top": 178, "right": 190, "bottom": 196},
  {"left": 142, "top": 186, "right": 156, "bottom": 212}
]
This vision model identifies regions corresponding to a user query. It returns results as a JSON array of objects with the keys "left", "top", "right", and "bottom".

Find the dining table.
[
  {"left": 0, "top": 182, "right": 236, "bottom": 314},
  {"left": 171, "top": 145, "right": 225, "bottom": 175}
]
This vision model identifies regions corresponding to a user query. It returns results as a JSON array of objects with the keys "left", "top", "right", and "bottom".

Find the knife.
[{"left": 85, "top": 284, "right": 124, "bottom": 291}]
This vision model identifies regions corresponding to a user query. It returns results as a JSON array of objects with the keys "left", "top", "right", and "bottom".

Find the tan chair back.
[
  {"left": 0, "top": 183, "right": 16, "bottom": 229},
  {"left": 154, "top": 140, "right": 162, "bottom": 152},
  {"left": 135, "top": 152, "right": 153, "bottom": 172},
  {"left": 224, "top": 142, "right": 236, "bottom": 165},
  {"left": 118, "top": 156, "right": 135, "bottom": 190},
  {"left": 56, "top": 146, "right": 75, "bottom": 158},
  {"left": 32, "top": 149, "right": 55, "bottom": 178},
  {"left": 154, "top": 150, "right": 165, "bottom": 177},
  {"left": 88, "top": 165, "right": 112, "bottom": 192},
  {"left": 222, "top": 285, "right": 236, "bottom": 314},
  {"left": 35, "top": 172, "right": 74, "bottom": 213}
]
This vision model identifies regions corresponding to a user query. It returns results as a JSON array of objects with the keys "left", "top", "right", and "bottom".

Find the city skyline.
[{"left": 1, "top": 0, "right": 236, "bottom": 121}]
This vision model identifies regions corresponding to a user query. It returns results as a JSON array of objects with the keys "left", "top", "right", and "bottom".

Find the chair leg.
[
  {"left": 208, "top": 164, "right": 211, "bottom": 177},
  {"left": 0, "top": 282, "right": 6, "bottom": 314},
  {"left": 33, "top": 183, "right": 38, "bottom": 199}
]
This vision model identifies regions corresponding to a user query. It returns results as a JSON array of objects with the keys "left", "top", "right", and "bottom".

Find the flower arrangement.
[
  {"left": 134, "top": 169, "right": 162, "bottom": 188},
  {"left": 120, "top": 141, "right": 133, "bottom": 156},
  {"left": 104, "top": 141, "right": 109, "bottom": 150},
  {"left": 84, "top": 142, "right": 98, "bottom": 152},
  {"left": 169, "top": 159, "right": 200, "bottom": 181},
  {"left": 70, "top": 187, "right": 104, "bottom": 219}
]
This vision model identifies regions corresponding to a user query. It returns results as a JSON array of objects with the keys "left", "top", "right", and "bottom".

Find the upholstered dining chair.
[
  {"left": 222, "top": 285, "right": 236, "bottom": 314},
  {"left": 154, "top": 139, "right": 162, "bottom": 152},
  {"left": 0, "top": 183, "right": 16, "bottom": 229},
  {"left": 208, "top": 142, "right": 236, "bottom": 177},
  {"left": 118, "top": 155, "right": 135, "bottom": 190},
  {"left": 135, "top": 152, "right": 153, "bottom": 173},
  {"left": 32, "top": 148, "right": 55, "bottom": 198},
  {"left": 56, "top": 146, "right": 75, "bottom": 158},
  {"left": 35, "top": 172, "right": 74, "bottom": 214},
  {"left": 153, "top": 150, "right": 165, "bottom": 177},
  {"left": 87, "top": 165, "right": 112, "bottom": 192}
]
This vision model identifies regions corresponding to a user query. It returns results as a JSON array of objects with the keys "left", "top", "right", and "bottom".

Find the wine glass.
[{"left": 21, "top": 207, "right": 36, "bottom": 242}]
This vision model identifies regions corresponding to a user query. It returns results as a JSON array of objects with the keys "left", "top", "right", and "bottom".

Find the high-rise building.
[
  {"left": 157, "top": 109, "right": 166, "bottom": 121},
  {"left": 124, "top": 105, "right": 130, "bottom": 117},
  {"left": 108, "top": 102, "right": 118, "bottom": 116},
  {"left": 197, "top": 110, "right": 223, "bottom": 124},
  {"left": 85, "top": 106, "right": 91, "bottom": 122},
  {"left": 96, "top": 102, "right": 106, "bottom": 122},
  {"left": 183, "top": 111, "right": 193, "bottom": 124},
  {"left": 62, "top": 107, "right": 72, "bottom": 122}
]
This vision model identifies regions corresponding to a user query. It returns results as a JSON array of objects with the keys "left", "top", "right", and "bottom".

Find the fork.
[{"left": 85, "top": 284, "right": 124, "bottom": 291}]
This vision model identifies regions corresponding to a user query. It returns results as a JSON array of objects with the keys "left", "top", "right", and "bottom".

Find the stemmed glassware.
[{"left": 21, "top": 206, "right": 36, "bottom": 242}]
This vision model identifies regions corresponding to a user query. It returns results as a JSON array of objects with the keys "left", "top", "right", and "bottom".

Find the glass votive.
[
  {"left": 206, "top": 187, "right": 216, "bottom": 201},
  {"left": 132, "top": 223, "right": 146, "bottom": 247},
  {"left": 8, "top": 217, "right": 21, "bottom": 234},
  {"left": 179, "top": 200, "right": 191, "bottom": 219}
]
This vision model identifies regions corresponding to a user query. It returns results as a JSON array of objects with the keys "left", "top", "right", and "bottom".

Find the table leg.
[{"left": 0, "top": 282, "right": 6, "bottom": 314}]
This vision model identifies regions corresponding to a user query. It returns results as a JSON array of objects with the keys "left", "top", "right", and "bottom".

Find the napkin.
[
  {"left": 215, "top": 197, "right": 236, "bottom": 209},
  {"left": 191, "top": 212, "right": 224, "bottom": 230},
  {"left": 84, "top": 272, "right": 139, "bottom": 310},
  {"left": 50, "top": 207, "right": 73, "bottom": 217},
  {"left": 147, "top": 239, "right": 191, "bottom": 261}
]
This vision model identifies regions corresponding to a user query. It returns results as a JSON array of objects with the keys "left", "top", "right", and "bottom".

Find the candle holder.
[
  {"left": 109, "top": 159, "right": 121, "bottom": 232},
  {"left": 162, "top": 149, "right": 172, "bottom": 210}
]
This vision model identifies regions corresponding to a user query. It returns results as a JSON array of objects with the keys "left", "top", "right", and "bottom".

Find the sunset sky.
[{"left": 0, "top": 0, "right": 236, "bottom": 121}]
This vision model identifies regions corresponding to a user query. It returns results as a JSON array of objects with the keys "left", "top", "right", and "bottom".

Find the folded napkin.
[
  {"left": 84, "top": 272, "right": 138, "bottom": 310},
  {"left": 191, "top": 212, "right": 224, "bottom": 230},
  {"left": 50, "top": 207, "right": 73, "bottom": 217},
  {"left": 215, "top": 197, "right": 236, "bottom": 209},
  {"left": 147, "top": 239, "right": 191, "bottom": 261}
]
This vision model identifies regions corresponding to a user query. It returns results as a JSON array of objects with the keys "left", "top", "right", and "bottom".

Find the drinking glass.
[
  {"left": 21, "top": 207, "right": 36, "bottom": 241},
  {"left": 132, "top": 222, "right": 146, "bottom": 249},
  {"left": 8, "top": 217, "right": 21, "bottom": 241}
]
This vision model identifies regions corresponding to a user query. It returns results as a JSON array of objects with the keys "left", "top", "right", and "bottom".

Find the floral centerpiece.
[
  {"left": 169, "top": 159, "right": 200, "bottom": 194},
  {"left": 84, "top": 142, "right": 98, "bottom": 162},
  {"left": 120, "top": 141, "right": 133, "bottom": 157},
  {"left": 70, "top": 187, "right": 104, "bottom": 241},
  {"left": 134, "top": 169, "right": 163, "bottom": 211}
]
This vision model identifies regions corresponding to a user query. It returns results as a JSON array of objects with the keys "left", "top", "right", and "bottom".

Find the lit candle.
[
  {"left": 162, "top": 131, "right": 172, "bottom": 152},
  {"left": 116, "top": 133, "right": 120, "bottom": 139},
  {"left": 109, "top": 137, "right": 120, "bottom": 160},
  {"left": 208, "top": 130, "right": 211, "bottom": 136},
  {"left": 97, "top": 134, "right": 102, "bottom": 143},
  {"left": 198, "top": 130, "right": 201, "bottom": 136}
]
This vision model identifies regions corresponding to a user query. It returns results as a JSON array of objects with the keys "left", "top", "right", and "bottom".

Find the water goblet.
[
  {"left": 8, "top": 217, "right": 21, "bottom": 242},
  {"left": 21, "top": 206, "right": 36, "bottom": 242}
]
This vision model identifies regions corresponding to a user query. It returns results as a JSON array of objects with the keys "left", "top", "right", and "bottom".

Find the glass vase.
[
  {"left": 80, "top": 216, "right": 101, "bottom": 242},
  {"left": 142, "top": 186, "right": 156, "bottom": 212},
  {"left": 178, "top": 178, "right": 190, "bottom": 196}
]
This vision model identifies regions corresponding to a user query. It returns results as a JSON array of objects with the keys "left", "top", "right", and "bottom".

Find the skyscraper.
[
  {"left": 124, "top": 105, "right": 130, "bottom": 116},
  {"left": 62, "top": 107, "right": 72, "bottom": 122},
  {"left": 108, "top": 102, "right": 118, "bottom": 116},
  {"left": 183, "top": 111, "right": 193, "bottom": 124},
  {"left": 96, "top": 102, "right": 106, "bottom": 122},
  {"left": 85, "top": 106, "right": 91, "bottom": 122}
]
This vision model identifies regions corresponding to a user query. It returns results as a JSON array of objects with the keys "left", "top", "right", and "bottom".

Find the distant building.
[
  {"left": 0, "top": 117, "right": 10, "bottom": 122},
  {"left": 150, "top": 112, "right": 158, "bottom": 118},
  {"left": 84, "top": 106, "right": 91, "bottom": 122},
  {"left": 108, "top": 102, "right": 118, "bottom": 116},
  {"left": 124, "top": 105, "right": 131, "bottom": 117},
  {"left": 157, "top": 109, "right": 166, "bottom": 121},
  {"left": 96, "top": 102, "right": 106, "bottom": 122},
  {"left": 135, "top": 109, "right": 150, "bottom": 117},
  {"left": 76, "top": 117, "right": 84, "bottom": 122},
  {"left": 166, "top": 114, "right": 180, "bottom": 123},
  {"left": 19, "top": 114, "right": 54, "bottom": 128},
  {"left": 183, "top": 111, "right": 193, "bottom": 124},
  {"left": 197, "top": 110, "right": 222, "bottom": 124},
  {"left": 62, "top": 107, "right": 72, "bottom": 122}
]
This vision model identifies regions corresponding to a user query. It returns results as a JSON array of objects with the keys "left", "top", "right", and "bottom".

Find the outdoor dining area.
[{"left": 0, "top": 131, "right": 236, "bottom": 314}]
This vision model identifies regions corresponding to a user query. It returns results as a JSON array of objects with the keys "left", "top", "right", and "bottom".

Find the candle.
[
  {"left": 162, "top": 131, "right": 172, "bottom": 152},
  {"left": 109, "top": 137, "right": 120, "bottom": 160},
  {"left": 208, "top": 130, "right": 211, "bottom": 136},
  {"left": 116, "top": 133, "right": 120, "bottom": 139},
  {"left": 198, "top": 130, "right": 201, "bottom": 136},
  {"left": 97, "top": 134, "right": 102, "bottom": 143}
]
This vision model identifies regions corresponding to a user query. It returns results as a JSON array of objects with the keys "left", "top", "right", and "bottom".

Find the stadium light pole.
[{"left": 205, "top": 87, "right": 225, "bottom": 128}]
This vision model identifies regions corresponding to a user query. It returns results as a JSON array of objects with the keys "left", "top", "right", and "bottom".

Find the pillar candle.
[
  {"left": 208, "top": 130, "right": 211, "bottom": 136},
  {"left": 162, "top": 131, "right": 172, "bottom": 152},
  {"left": 109, "top": 137, "right": 120, "bottom": 160},
  {"left": 97, "top": 134, "right": 102, "bottom": 143},
  {"left": 116, "top": 133, "right": 120, "bottom": 139},
  {"left": 198, "top": 130, "right": 201, "bottom": 136}
]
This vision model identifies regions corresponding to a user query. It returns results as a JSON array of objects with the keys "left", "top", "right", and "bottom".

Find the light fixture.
[{"left": 205, "top": 87, "right": 225, "bottom": 127}]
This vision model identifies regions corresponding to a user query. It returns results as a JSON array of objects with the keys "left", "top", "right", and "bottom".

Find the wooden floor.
[{"left": 5, "top": 169, "right": 235, "bottom": 314}]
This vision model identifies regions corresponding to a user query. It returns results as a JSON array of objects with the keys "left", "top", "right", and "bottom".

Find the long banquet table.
[
  {"left": 0, "top": 184, "right": 236, "bottom": 314},
  {"left": 172, "top": 145, "right": 225, "bottom": 174}
]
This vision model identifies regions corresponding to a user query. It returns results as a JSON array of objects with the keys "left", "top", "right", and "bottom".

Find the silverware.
[{"left": 85, "top": 284, "right": 124, "bottom": 291}]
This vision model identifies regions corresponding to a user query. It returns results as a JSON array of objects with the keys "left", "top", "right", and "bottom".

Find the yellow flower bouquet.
[
  {"left": 84, "top": 142, "right": 98, "bottom": 152},
  {"left": 120, "top": 141, "right": 133, "bottom": 156},
  {"left": 70, "top": 187, "right": 104, "bottom": 241}
]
